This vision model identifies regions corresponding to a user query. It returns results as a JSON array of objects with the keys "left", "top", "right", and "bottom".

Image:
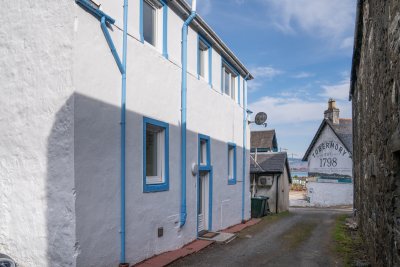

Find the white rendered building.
[{"left": 0, "top": 0, "right": 253, "bottom": 266}]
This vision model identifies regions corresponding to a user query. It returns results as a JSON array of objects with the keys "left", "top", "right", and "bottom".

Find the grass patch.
[
  {"left": 333, "top": 214, "right": 363, "bottom": 266},
  {"left": 280, "top": 222, "right": 317, "bottom": 249}
]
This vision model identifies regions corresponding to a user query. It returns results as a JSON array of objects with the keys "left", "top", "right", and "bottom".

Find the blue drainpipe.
[
  {"left": 120, "top": 0, "right": 128, "bottom": 263},
  {"left": 76, "top": 0, "right": 128, "bottom": 264},
  {"left": 242, "top": 73, "right": 250, "bottom": 222},
  {"left": 180, "top": 11, "right": 197, "bottom": 228}
]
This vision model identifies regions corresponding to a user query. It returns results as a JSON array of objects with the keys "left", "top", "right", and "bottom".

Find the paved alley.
[{"left": 170, "top": 207, "right": 352, "bottom": 267}]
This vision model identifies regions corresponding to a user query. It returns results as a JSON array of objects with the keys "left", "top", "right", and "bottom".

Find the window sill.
[
  {"left": 143, "top": 182, "right": 169, "bottom": 193},
  {"left": 228, "top": 179, "right": 236, "bottom": 185}
]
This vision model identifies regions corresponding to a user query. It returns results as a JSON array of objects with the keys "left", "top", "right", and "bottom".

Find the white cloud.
[
  {"left": 263, "top": 0, "right": 356, "bottom": 40},
  {"left": 249, "top": 96, "right": 326, "bottom": 124},
  {"left": 292, "top": 72, "right": 314, "bottom": 79},
  {"left": 247, "top": 80, "right": 263, "bottom": 92},
  {"left": 320, "top": 80, "right": 350, "bottom": 101},
  {"left": 249, "top": 95, "right": 351, "bottom": 126},
  {"left": 340, "top": 36, "right": 354, "bottom": 49},
  {"left": 250, "top": 66, "right": 283, "bottom": 79},
  {"left": 196, "top": 0, "right": 212, "bottom": 16}
]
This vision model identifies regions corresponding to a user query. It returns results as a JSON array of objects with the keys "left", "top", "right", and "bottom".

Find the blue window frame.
[
  {"left": 198, "top": 134, "right": 211, "bottom": 170},
  {"left": 197, "top": 35, "right": 212, "bottom": 86},
  {"left": 228, "top": 142, "right": 237, "bottom": 185},
  {"left": 140, "top": 0, "right": 168, "bottom": 58},
  {"left": 143, "top": 117, "right": 169, "bottom": 192}
]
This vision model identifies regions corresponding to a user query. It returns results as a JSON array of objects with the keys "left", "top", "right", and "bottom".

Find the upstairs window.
[
  {"left": 143, "top": 0, "right": 156, "bottom": 46},
  {"left": 222, "top": 63, "right": 237, "bottom": 100},
  {"left": 228, "top": 143, "right": 237, "bottom": 185},
  {"left": 143, "top": 117, "right": 169, "bottom": 192},
  {"left": 198, "top": 36, "right": 212, "bottom": 84}
]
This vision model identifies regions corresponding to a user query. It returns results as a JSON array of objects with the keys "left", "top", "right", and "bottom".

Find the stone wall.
[{"left": 351, "top": 0, "right": 400, "bottom": 266}]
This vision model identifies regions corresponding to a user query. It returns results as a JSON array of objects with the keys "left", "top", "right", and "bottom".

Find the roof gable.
[
  {"left": 302, "top": 118, "right": 353, "bottom": 161},
  {"left": 250, "top": 152, "right": 292, "bottom": 183},
  {"left": 251, "top": 130, "right": 278, "bottom": 150}
]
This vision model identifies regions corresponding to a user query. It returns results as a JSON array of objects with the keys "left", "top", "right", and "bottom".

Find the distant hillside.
[{"left": 288, "top": 158, "right": 308, "bottom": 171}]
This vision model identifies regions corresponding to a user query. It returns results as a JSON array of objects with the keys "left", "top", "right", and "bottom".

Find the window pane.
[
  {"left": 228, "top": 147, "right": 234, "bottom": 178},
  {"left": 231, "top": 76, "right": 236, "bottom": 100},
  {"left": 224, "top": 70, "right": 230, "bottom": 95},
  {"left": 143, "top": 1, "right": 155, "bottom": 46},
  {"left": 200, "top": 140, "right": 207, "bottom": 165},
  {"left": 146, "top": 130, "right": 158, "bottom": 176},
  {"left": 199, "top": 50, "right": 205, "bottom": 77}
]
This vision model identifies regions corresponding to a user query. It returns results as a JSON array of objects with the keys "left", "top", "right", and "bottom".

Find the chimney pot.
[{"left": 324, "top": 98, "right": 340, "bottom": 124}]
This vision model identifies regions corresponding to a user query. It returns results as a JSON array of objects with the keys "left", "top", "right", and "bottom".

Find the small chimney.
[{"left": 324, "top": 98, "right": 340, "bottom": 124}]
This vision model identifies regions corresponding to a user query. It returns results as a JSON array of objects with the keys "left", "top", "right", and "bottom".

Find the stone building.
[
  {"left": 302, "top": 99, "right": 353, "bottom": 206},
  {"left": 350, "top": 0, "right": 400, "bottom": 266},
  {"left": 0, "top": 0, "right": 253, "bottom": 266}
]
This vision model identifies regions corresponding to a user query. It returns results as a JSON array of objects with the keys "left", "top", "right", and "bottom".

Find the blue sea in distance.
[{"left": 291, "top": 171, "right": 308, "bottom": 177}]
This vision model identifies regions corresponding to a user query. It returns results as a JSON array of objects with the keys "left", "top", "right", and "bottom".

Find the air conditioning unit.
[{"left": 258, "top": 176, "right": 273, "bottom": 186}]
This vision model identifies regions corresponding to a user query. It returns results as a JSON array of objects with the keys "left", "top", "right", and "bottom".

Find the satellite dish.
[{"left": 254, "top": 112, "right": 268, "bottom": 125}]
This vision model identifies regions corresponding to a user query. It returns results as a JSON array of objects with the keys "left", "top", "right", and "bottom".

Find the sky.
[{"left": 191, "top": 0, "right": 357, "bottom": 159}]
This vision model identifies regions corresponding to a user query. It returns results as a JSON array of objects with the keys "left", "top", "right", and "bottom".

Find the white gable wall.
[{"left": 307, "top": 125, "right": 352, "bottom": 177}]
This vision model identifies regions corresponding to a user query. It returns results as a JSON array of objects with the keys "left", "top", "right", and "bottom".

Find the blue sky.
[{"left": 192, "top": 0, "right": 356, "bottom": 158}]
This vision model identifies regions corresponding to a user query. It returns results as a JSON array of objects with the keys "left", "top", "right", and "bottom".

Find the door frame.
[{"left": 197, "top": 134, "right": 213, "bottom": 237}]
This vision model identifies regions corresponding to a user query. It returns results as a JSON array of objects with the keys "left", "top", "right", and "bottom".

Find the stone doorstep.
[
  {"left": 198, "top": 232, "right": 237, "bottom": 243},
  {"left": 132, "top": 219, "right": 261, "bottom": 267}
]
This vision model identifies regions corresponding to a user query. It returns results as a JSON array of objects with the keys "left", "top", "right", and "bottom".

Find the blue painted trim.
[
  {"left": 121, "top": 0, "right": 128, "bottom": 263},
  {"left": 143, "top": 117, "right": 170, "bottom": 193},
  {"left": 222, "top": 58, "right": 240, "bottom": 76},
  {"left": 228, "top": 142, "right": 237, "bottom": 185},
  {"left": 242, "top": 74, "right": 250, "bottom": 222},
  {"left": 197, "top": 134, "right": 213, "bottom": 234},
  {"left": 180, "top": 11, "right": 197, "bottom": 228},
  {"left": 76, "top": 0, "right": 115, "bottom": 24},
  {"left": 139, "top": 0, "right": 144, "bottom": 43},
  {"left": 160, "top": 0, "right": 168, "bottom": 59},
  {"left": 208, "top": 166, "right": 213, "bottom": 230},
  {"left": 198, "top": 134, "right": 211, "bottom": 167},
  {"left": 100, "top": 17, "right": 124, "bottom": 74}
]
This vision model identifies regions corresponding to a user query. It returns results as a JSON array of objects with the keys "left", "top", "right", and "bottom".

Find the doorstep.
[{"left": 133, "top": 219, "right": 261, "bottom": 267}]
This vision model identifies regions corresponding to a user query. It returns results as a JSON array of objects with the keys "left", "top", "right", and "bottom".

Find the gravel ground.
[{"left": 170, "top": 207, "right": 352, "bottom": 267}]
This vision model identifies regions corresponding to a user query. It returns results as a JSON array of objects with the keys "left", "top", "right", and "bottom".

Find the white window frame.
[
  {"left": 143, "top": 117, "right": 169, "bottom": 193},
  {"left": 146, "top": 126, "right": 165, "bottom": 184},
  {"left": 143, "top": 0, "right": 160, "bottom": 48}
]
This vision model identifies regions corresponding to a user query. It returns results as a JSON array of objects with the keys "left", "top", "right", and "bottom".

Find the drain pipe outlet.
[{"left": 180, "top": 6, "right": 197, "bottom": 228}]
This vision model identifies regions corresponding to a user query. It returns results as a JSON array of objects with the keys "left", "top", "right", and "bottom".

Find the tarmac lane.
[{"left": 170, "top": 207, "right": 352, "bottom": 267}]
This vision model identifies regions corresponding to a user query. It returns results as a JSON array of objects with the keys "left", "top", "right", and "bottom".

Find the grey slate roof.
[
  {"left": 250, "top": 152, "right": 292, "bottom": 182},
  {"left": 302, "top": 118, "right": 353, "bottom": 161},
  {"left": 250, "top": 130, "right": 277, "bottom": 149}
]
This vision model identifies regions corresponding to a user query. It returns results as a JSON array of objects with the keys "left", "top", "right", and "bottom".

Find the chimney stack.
[{"left": 324, "top": 98, "right": 340, "bottom": 124}]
